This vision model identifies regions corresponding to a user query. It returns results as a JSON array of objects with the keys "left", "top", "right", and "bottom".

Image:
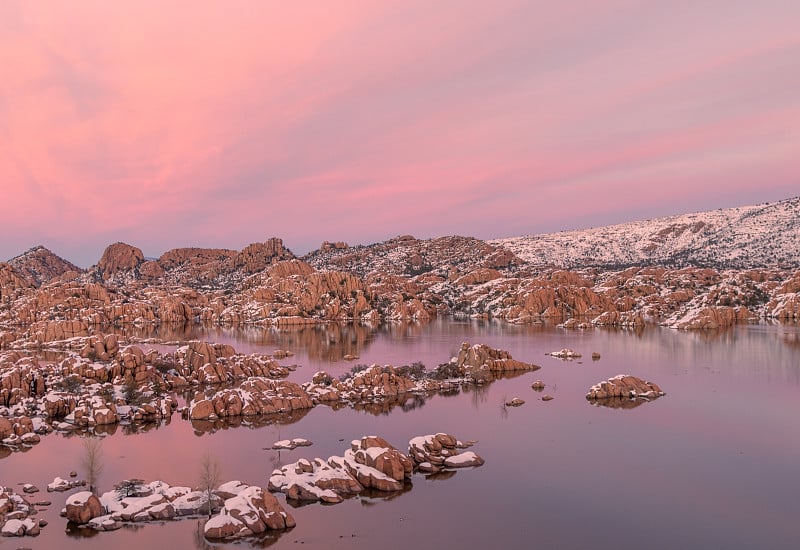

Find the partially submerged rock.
[
  {"left": 407, "top": 433, "right": 484, "bottom": 474},
  {"left": 0, "top": 487, "right": 40, "bottom": 537},
  {"left": 204, "top": 485, "right": 295, "bottom": 540},
  {"left": 505, "top": 397, "right": 525, "bottom": 407},
  {"left": 65, "top": 491, "right": 103, "bottom": 524},
  {"left": 47, "top": 477, "right": 85, "bottom": 492},
  {"left": 269, "top": 433, "right": 482, "bottom": 503},
  {"left": 78, "top": 479, "right": 294, "bottom": 540},
  {"left": 547, "top": 348, "right": 581, "bottom": 359},
  {"left": 586, "top": 375, "right": 665, "bottom": 406},
  {"left": 271, "top": 438, "right": 313, "bottom": 450},
  {"left": 268, "top": 457, "right": 362, "bottom": 504}
]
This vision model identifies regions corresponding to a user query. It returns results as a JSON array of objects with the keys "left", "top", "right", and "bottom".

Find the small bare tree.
[
  {"left": 82, "top": 438, "right": 104, "bottom": 494},
  {"left": 198, "top": 452, "right": 221, "bottom": 517}
]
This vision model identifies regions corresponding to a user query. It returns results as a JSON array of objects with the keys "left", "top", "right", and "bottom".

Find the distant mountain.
[
  {"left": 8, "top": 245, "right": 83, "bottom": 286},
  {"left": 492, "top": 196, "right": 800, "bottom": 269},
  {"left": 83, "top": 238, "right": 296, "bottom": 288},
  {"left": 303, "top": 235, "right": 521, "bottom": 278}
]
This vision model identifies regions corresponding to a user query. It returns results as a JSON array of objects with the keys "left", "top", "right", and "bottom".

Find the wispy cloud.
[{"left": 1, "top": 0, "right": 798, "bottom": 265}]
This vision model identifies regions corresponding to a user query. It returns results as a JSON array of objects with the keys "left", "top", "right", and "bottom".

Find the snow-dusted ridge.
[{"left": 492, "top": 196, "right": 800, "bottom": 269}]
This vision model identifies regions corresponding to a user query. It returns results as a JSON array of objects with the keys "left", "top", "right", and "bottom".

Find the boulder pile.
[
  {"left": 269, "top": 433, "right": 481, "bottom": 503},
  {"left": 586, "top": 374, "right": 665, "bottom": 404}
]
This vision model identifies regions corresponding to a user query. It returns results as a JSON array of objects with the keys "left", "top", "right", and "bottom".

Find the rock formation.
[
  {"left": 586, "top": 374, "right": 665, "bottom": 406},
  {"left": 269, "top": 433, "right": 479, "bottom": 504},
  {"left": 0, "top": 487, "right": 41, "bottom": 537},
  {"left": 8, "top": 246, "right": 83, "bottom": 287},
  {"left": 96, "top": 242, "right": 145, "bottom": 280}
]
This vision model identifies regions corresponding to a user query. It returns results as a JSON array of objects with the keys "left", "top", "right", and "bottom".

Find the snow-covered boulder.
[
  {"left": 204, "top": 485, "right": 295, "bottom": 540},
  {"left": 65, "top": 491, "right": 103, "bottom": 524}
]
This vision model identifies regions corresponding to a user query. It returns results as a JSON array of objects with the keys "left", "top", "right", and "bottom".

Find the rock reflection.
[
  {"left": 65, "top": 522, "right": 104, "bottom": 539},
  {"left": 587, "top": 396, "right": 659, "bottom": 410},
  {"left": 193, "top": 519, "right": 290, "bottom": 549},
  {"left": 424, "top": 470, "right": 457, "bottom": 482},
  {"left": 189, "top": 408, "right": 311, "bottom": 435},
  {"left": 122, "top": 322, "right": 382, "bottom": 362},
  {"left": 358, "top": 481, "right": 413, "bottom": 504}
]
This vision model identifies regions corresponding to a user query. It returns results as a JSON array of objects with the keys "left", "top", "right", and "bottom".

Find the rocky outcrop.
[
  {"left": 188, "top": 378, "right": 313, "bottom": 420},
  {"left": 407, "top": 433, "right": 483, "bottom": 473},
  {"left": 270, "top": 434, "right": 467, "bottom": 504},
  {"left": 586, "top": 375, "right": 665, "bottom": 405},
  {"left": 668, "top": 305, "right": 754, "bottom": 330},
  {"left": 0, "top": 263, "right": 33, "bottom": 301},
  {"left": 453, "top": 342, "right": 538, "bottom": 375},
  {"left": 78, "top": 480, "right": 294, "bottom": 539},
  {"left": 97, "top": 242, "right": 145, "bottom": 279},
  {"left": 268, "top": 457, "right": 363, "bottom": 504},
  {"left": 304, "top": 235, "right": 522, "bottom": 278},
  {"left": 65, "top": 491, "right": 103, "bottom": 524},
  {"left": 0, "top": 487, "right": 40, "bottom": 537},
  {"left": 226, "top": 238, "right": 295, "bottom": 274},
  {"left": 204, "top": 485, "right": 295, "bottom": 539},
  {"left": 8, "top": 246, "right": 83, "bottom": 287}
]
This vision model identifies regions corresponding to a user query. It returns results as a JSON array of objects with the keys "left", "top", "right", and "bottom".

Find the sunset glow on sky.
[{"left": 2, "top": 1, "right": 799, "bottom": 266}]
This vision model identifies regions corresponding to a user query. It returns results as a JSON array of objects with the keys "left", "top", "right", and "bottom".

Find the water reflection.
[
  {"left": 189, "top": 408, "right": 312, "bottom": 436},
  {"left": 586, "top": 396, "right": 657, "bottom": 410},
  {"left": 424, "top": 470, "right": 457, "bottom": 482},
  {"left": 124, "top": 322, "right": 384, "bottom": 362}
]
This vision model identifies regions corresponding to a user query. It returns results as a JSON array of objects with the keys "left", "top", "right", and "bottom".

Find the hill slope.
[
  {"left": 8, "top": 245, "right": 84, "bottom": 286},
  {"left": 492, "top": 196, "right": 800, "bottom": 269}
]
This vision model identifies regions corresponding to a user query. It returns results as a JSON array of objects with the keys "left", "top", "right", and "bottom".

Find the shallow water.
[{"left": 3, "top": 320, "right": 800, "bottom": 549}]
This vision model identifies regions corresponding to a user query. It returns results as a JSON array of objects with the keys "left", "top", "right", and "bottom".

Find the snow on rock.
[
  {"left": 493, "top": 196, "right": 800, "bottom": 270},
  {"left": 271, "top": 438, "right": 313, "bottom": 450},
  {"left": 586, "top": 374, "right": 665, "bottom": 408},
  {"left": 443, "top": 451, "right": 485, "bottom": 468},
  {"left": 0, "top": 487, "right": 40, "bottom": 537},
  {"left": 547, "top": 348, "right": 582, "bottom": 359},
  {"left": 65, "top": 491, "right": 103, "bottom": 524},
  {"left": 408, "top": 433, "right": 484, "bottom": 473},
  {"left": 270, "top": 434, "right": 480, "bottom": 504},
  {"left": 216, "top": 480, "right": 250, "bottom": 499},
  {"left": 268, "top": 455, "right": 366, "bottom": 504},
  {"left": 188, "top": 377, "right": 313, "bottom": 421},
  {"left": 47, "top": 477, "right": 85, "bottom": 492},
  {"left": 203, "top": 485, "right": 295, "bottom": 540},
  {"left": 82, "top": 479, "right": 294, "bottom": 540}
]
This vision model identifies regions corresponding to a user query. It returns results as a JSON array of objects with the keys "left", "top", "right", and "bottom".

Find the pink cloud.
[{"left": 1, "top": 1, "right": 798, "bottom": 265}]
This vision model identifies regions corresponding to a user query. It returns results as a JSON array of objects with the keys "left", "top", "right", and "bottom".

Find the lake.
[{"left": 3, "top": 319, "right": 799, "bottom": 549}]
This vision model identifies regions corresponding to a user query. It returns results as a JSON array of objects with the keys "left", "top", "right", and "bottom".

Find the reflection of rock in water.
[
  {"left": 262, "top": 323, "right": 378, "bottom": 362},
  {"left": 587, "top": 396, "right": 653, "bottom": 410},
  {"left": 64, "top": 522, "right": 104, "bottom": 539},
  {"left": 350, "top": 393, "right": 429, "bottom": 416},
  {"left": 190, "top": 407, "right": 311, "bottom": 435},
  {"left": 358, "top": 481, "right": 413, "bottom": 503},
  {"left": 585, "top": 374, "right": 665, "bottom": 409},
  {"left": 106, "top": 320, "right": 438, "bottom": 363},
  {"left": 425, "top": 470, "right": 457, "bottom": 482}
]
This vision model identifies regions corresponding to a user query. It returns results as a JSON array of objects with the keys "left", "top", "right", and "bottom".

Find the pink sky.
[{"left": 2, "top": 0, "right": 799, "bottom": 266}]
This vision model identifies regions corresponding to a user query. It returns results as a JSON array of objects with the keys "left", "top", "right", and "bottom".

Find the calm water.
[{"left": 3, "top": 320, "right": 800, "bottom": 549}]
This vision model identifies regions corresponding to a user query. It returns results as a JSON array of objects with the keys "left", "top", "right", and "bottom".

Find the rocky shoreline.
[
  {"left": 1, "top": 431, "right": 483, "bottom": 541},
  {"left": 0, "top": 339, "right": 538, "bottom": 458},
  {"left": 0, "top": 238, "right": 798, "bottom": 353}
]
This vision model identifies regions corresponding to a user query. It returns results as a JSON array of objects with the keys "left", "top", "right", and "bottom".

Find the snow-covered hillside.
[{"left": 492, "top": 196, "right": 800, "bottom": 269}]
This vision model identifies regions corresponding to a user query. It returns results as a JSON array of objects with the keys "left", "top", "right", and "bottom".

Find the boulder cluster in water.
[
  {"left": 269, "top": 434, "right": 482, "bottom": 504},
  {"left": 17, "top": 432, "right": 481, "bottom": 541},
  {"left": 0, "top": 339, "right": 538, "bottom": 457}
]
